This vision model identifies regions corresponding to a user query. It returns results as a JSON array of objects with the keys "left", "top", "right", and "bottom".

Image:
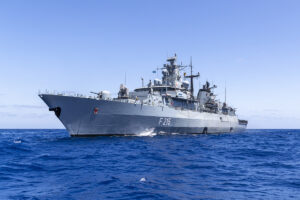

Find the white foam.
[
  {"left": 13, "top": 139, "right": 22, "bottom": 144},
  {"left": 137, "top": 128, "right": 156, "bottom": 137},
  {"left": 140, "top": 177, "right": 146, "bottom": 182}
]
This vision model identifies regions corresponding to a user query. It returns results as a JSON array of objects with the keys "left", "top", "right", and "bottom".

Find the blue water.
[{"left": 0, "top": 129, "right": 299, "bottom": 200}]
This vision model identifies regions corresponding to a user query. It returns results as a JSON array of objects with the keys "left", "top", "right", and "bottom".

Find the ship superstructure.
[{"left": 39, "top": 55, "right": 247, "bottom": 136}]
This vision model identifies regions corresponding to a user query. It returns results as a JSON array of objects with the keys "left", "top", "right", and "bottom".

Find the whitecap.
[
  {"left": 140, "top": 177, "right": 146, "bottom": 182},
  {"left": 13, "top": 139, "right": 22, "bottom": 144}
]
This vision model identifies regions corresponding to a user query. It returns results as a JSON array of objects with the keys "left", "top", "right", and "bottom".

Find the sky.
[{"left": 0, "top": 0, "right": 300, "bottom": 129}]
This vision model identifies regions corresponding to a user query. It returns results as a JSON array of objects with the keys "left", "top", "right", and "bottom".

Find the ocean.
[{"left": 0, "top": 129, "right": 299, "bottom": 200}]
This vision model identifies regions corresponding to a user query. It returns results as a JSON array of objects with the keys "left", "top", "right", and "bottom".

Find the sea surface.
[{"left": 0, "top": 129, "right": 299, "bottom": 200}]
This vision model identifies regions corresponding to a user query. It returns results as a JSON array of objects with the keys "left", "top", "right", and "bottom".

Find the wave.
[{"left": 0, "top": 129, "right": 300, "bottom": 200}]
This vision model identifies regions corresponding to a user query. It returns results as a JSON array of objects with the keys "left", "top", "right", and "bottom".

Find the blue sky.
[{"left": 0, "top": 0, "right": 299, "bottom": 128}]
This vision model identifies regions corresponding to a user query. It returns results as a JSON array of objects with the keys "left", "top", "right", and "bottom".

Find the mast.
[
  {"left": 225, "top": 86, "right": 227, "bottom": 104},
  {"left": 225, "top": 81, "right": 227, "bottom": 104},
  {"left": 125, "top": 72, "right": 127, "bottom": 86},
  {"left": 184, "top": 57, "right": 200, "bottom": 99}
]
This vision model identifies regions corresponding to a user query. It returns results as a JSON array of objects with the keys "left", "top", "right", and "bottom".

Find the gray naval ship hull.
[{"left": 40, "top": 94, "right": 247, "bottom": 136}]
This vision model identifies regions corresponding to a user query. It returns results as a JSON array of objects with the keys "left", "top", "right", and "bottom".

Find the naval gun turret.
[{"left": 90, "top": 91, "right": 111, "bottom": 100}]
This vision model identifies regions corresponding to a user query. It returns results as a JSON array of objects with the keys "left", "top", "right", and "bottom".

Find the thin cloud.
[
  {"left": 0, "top": 111, "right": 51, "bottom": 118},
  {"left": 0, "top": 112, "right": 17, "bottom": 117},
  {"left": 0, "top": 104, "right": 45, "bottom": 109},
  {"left": 13, "top": 105, "right": 45, "bottom": 109},
  {"left": 21, "top": 113, "right": 51, "bottom": 118},
  {"left": 262, "top": 109, "right": 281, "bottom": 113}
]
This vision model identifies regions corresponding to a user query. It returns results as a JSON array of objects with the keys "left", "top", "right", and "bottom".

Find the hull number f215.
[{"left": 158, "top": 118, "right": 171, "bottom": 126}]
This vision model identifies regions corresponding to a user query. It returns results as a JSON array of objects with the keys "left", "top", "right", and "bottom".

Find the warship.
[{"left": 39, "top": 54, "right": 247, "bottom": 136}]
